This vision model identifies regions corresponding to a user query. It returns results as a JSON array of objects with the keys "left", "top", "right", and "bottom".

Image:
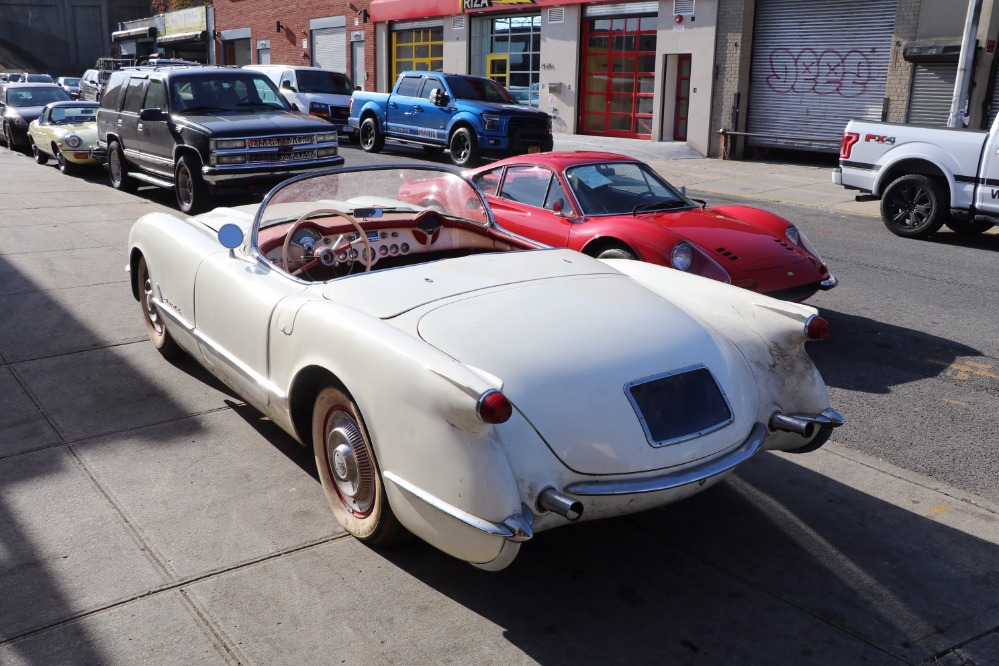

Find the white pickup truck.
[{"left": 832, "top": 119, "right": 998, "bottom": 238}]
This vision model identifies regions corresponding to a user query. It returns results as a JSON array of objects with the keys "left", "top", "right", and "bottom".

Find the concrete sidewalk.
[
  {"left": 1, "top": 146, "right": 998, "bottom": 665},
  {"left": 553, "top": 134, "right": 881, "bottom": 218}
]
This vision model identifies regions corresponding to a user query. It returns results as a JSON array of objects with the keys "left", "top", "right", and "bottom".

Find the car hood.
[
  {"left": 6, "top": 106, "right": 44, "bottom": 122},
  {"left": 294, "top": 91, "right": 352, "bottom": 107},
  {"left": 415, "top": 259, "right": 757, "bottom": 475},
  {"left": 176, "top": 111, "right": 334, "bottom": 138},
  {"left": 648, "top": 207, "right": 809, "bottom": 271},
  {"left": 458, "top": 100, "right": 549, "bottom": 117},
  {"left": 322, "top": 249, "right": 755, "bottom": 475}
]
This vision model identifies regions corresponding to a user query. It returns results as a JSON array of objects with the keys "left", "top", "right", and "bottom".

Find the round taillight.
[
  {"left": 477, "top": 389, "right": 512, "bottom": 424},
  {"left": 805, "top": 315, "right": 830, "bottom": 341}
]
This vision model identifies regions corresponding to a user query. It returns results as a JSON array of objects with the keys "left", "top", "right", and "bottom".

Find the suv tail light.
[{"left": 840, "top": 132, "right": 859, "bottom": 160}]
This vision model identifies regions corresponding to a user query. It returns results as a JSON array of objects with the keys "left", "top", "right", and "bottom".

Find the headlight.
[
  {"left": 210, "top": 154, "right": 247, "bottom": 165},
  {"left": 482, "top": 114, "right": 502, "bottom": 131},
  {"left": 786, "top": 225, "right": 824, "bottom": 263},
  {"left": 64, "top": 134, "right": 83, "bottom": 148},
  {"left": 211, "top": 138, "right": 246, "bottom": 150},
  {"left": 317, "top": 146, "right": 338, "bottom": 157},
  {"left": 316, "top": 131, "right": 337, "bottom": 143},
  {"left": 671, "top": 242, "right": 694, "bottom": 271}
]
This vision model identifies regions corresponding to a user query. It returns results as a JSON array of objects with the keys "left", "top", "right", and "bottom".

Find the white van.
[{"left": 244, "top": 65, "right": 355, "bottom": 139}]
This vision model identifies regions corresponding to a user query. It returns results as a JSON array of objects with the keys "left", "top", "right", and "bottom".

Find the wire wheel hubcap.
[{"left": 325, "top": 410, "right": 374, "bottom": 516}]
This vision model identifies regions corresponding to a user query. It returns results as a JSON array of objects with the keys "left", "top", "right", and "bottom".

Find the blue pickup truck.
[{"left": 348, "top": 71, "right": 553, "bottom": 167}]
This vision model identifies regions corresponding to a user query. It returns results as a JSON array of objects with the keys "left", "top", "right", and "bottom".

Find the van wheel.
[
  {"left": 449, "top": 127, "right": 480, "bottom": 168},
  {"left": 359, "top": 117, "right": 384, "bottom": 153},
  {"left": 175, "top": 153, "right": 209, "bottom": 215},
  {"left": 880, "top": 174, "right": 947, "bottom": 239},
  {"left": 107, "top": 140, "right": 137, "bottom": 192}
]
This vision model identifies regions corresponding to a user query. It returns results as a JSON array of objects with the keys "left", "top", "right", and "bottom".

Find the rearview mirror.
[
  {"left": 429, "top": 88, "right": 449, "bottom": 106},
  {"left": 281, "top": 80, "right": 296, "bottom": 92}
]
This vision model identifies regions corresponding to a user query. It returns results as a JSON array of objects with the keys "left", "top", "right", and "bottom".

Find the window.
[
  {"left": 422, "top": 77, "right": 444, "bottom": 100},
  {"left": 472, "top": 167, "right": 503, "bottom": 196},
  {"left": 122, "top": 78, "right": 146, "bottom": 113},
  {"left": 396, "top": 75, "right": 423, "bottom": 97},
  {"left": 498, "top": 166, "right": 554, "bottom": 208},
  {"left": 392, "top": 27, "right": 443, "bottom": 81},
  {"left": 143, "top": 80, "right": 167, "bottom": 111}
]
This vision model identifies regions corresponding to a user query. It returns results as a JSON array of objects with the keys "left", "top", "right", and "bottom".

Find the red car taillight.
[
  {"left": 805, "top": 315, "right": 830, "bottom": 341},
  {"left": 840, "top": 132, "right": 859, "bottom": 160},
  {"left": 477, "top": 389, "right": 512, "bottom": 424}
]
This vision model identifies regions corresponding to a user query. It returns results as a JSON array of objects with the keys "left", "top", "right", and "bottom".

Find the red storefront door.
[
  {"left": 673, "top": 55, "right": 691, "bottom": 141},
  {"left": 580, "top": 16, "right": 657, "bottom": 139}
]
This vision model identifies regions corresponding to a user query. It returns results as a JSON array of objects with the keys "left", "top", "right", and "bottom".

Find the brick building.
[{"left": 202, "top": 0, "right": 999, "bottom": 158}]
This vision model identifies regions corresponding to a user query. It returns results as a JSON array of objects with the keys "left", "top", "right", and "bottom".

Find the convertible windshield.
[
  {"left": 47, "top": 104, "right": 98, "bottom": 124},
  {"left": 297, "top": 70, "right": 353, "bottom": 95},
  {"left": 445, "top": 76, "right": 516, "bottom": 104},
  {"left": 170, "top": 74, "right": 289, "bottom": 113},
  {"left": 564, "top": 162, "right": 686, "bottom": 216},
  {"left": 259, "top": 167, "right": 491, "bottom": 230}
]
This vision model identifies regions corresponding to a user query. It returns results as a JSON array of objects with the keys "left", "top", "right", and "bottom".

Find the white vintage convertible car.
[{"left": 127, "top": 165, "right": 843, "bottom": 570}]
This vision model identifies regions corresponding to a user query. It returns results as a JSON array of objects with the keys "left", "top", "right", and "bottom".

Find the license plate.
[{"left": 528, "top": 146, "right": 540, "bottom": 153}]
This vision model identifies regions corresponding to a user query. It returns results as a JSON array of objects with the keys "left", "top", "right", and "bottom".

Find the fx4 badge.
[{"left": 864, "top": 134, "right": 896, "bottom": 145}]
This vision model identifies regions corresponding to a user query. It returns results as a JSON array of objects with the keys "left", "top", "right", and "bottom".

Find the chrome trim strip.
[
  {"left": 383, "top": 470, "right": 513, "bottom": 537},
  {"left": 150, "top": 296, "right": 288, "bottom": 401},
  {"left": 565, "top": 423, "right": 766, "bottom": 496},
  {"left": 202, "top": 157, "right": 345, "bottom": 183}
]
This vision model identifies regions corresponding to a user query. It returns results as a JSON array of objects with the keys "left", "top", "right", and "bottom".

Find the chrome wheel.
[
  {"left": 176, "top": 161, "right": 193, "bottom": 209},
  {"left": 109, "top": 149, "right": 123, "bottom": 184},
  {"left": 324, "top": 410, "right": 375, "bottom": 516},
  {"left": 135, "top": 255, "right": 181, "bottom": 358}
]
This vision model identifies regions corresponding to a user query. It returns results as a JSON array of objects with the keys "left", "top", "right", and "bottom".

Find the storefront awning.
[
  {"left": 112, "top": 26, "right": 157, "bottom": 42},
  {"left": 157, "top": 30, "right": 209, "bottom": 46},
  {"left": 370, "top": 0, "right": 456, "bottom": 23}
]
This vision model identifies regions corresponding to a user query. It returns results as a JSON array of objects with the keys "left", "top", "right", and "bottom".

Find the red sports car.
[{"left": 397, "top": 151, "right": 837, "bottom": 301}]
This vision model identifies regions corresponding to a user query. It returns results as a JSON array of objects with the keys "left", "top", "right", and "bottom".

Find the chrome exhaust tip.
[
  {"left": 537, "top": 487, "right": 583, "bottom": 521},
  {"left": 770, "top": 413, "right": 817, "bottom": 438}
]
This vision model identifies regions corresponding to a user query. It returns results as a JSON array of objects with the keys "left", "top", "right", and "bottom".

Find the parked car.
[
  {"left": 245, "top": 65, "right": 355, "bottom": 140},
  {"left": 833, "top": 118, "right": 999, "bottom": 238},
  {"left": 27, "top": 100, "right": 102, "bottom": 173},
  {"left": 399, "top": 152, "right": 838, "bottom": 301},
  {"left": 1, "top": 83, "right": 72, "bottom": 150},
  {"left": 24, "top": 74, "right": 55, "bottom": 83},
  {"left": 55, "top": 76, "right": 82, "bottom": 99},
  {"left": 78, "top": 69, "right": 100, "bottom": 101},
  {"left": 127, "top": 164, "right": 843, "bottom": 570},
  {"left": 97, "top": 65, "right": 344, "bottom": 214},
  {"left": 349, "top": 71, "right": 553, "bottom": 167}
]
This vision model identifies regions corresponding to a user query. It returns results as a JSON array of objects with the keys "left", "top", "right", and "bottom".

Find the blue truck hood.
[{"left": 457, "top": 100, "right": 549, "bottom": 117}]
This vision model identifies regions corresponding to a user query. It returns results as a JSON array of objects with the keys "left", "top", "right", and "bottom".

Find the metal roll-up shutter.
[
  {"left": 907, "top": 63, "right": 957, "bottom": 126},
  {"left": 312, "top": 27, "right": 346, "bottom": 71},
  {"left": 584, "top": 2, "right": 658, "bottom": 17},
  {"left": 392, "top": 19, "right": 444, "bottom": 31},
  {"left": 747, "top": 0, "right": 895, "bottom": 152}
]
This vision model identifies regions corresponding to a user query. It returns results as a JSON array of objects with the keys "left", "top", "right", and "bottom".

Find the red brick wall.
[{"left": 213, "top": 0, "right": 376, "bottom": 91}]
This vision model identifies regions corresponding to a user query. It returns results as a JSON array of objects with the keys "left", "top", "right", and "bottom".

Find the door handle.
[
  {"left": 389, "top": 102, "right": 397, "bottom": 108},
  {"left": 414, "top": 106, "right": 423, "bottom": 112}
]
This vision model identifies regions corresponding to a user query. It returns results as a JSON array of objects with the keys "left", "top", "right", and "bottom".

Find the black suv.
[{"left": 96, "top": 66, "right": 344, "bottom": 214}]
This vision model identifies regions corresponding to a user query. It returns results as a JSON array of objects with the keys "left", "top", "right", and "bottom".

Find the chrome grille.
[
  {"left": 248, "top": 149, "right": 318, "bottom": 163},
  {"left": 246, "top": 134, "right": 315, "bottom": 148}
]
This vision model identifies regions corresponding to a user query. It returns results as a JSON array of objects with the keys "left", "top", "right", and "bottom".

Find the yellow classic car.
[{"left": 27, "top": 101, "right": 103, "bottom": 173}]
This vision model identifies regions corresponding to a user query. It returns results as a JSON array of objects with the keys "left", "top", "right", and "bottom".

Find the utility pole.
[{"left": 948, "top": 0, "right": 983, "bottom": 128}]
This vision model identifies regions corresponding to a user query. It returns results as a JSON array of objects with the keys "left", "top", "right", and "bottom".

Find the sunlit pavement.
[{"left": 1, "top": 145, "right": 997, "bottom": 665}]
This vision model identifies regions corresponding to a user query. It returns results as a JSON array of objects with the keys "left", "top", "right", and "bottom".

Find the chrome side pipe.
[{"left": 538, "top": 487, "right": 584, "bottom": 521}]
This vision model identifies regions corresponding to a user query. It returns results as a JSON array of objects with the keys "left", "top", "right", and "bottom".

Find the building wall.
[
  {"left": 708, "top": 0, "right": 754, "bottom": 157},
  {"left": 0, "top": 0, "right": 147, "bottom": 75},
  {"left": 540, "top": 5, "right": 582, "bottom": 135},
  {"left": 213, "top": 0, "right": 376, "bottom": 90},
  {"left": 885, "top": 0, "right": 922, "bottom": 122}
]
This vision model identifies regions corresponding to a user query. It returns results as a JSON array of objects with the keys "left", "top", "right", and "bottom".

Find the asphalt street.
[{"left": 1, "top": 138, "right": 999, "bottom": 665}]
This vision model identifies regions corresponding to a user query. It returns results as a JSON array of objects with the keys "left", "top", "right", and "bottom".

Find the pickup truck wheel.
[
  {"left": 449, "top": 127, "right": 480, "bottom": 168},
  {"left": 312, "top": 385, "right": 407, "bottom": 547},
  {"left": 175, "top": 154, "right": 209, "bottom": 215},
  {"left": 359, "top": 117, "right": 384, "bottom": 153},
  {"left": 107, "top": 140, "right": 138, "bottom": 192},
  {"left": 880, "top": 174, "right": 947, "bottom": 239},
  {"left": 945, "top": 218, "right": 994, "bottom": 234}
]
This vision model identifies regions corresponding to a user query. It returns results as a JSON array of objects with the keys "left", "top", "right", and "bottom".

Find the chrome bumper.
[
  {"left": 566, "top": 423, "right": 767, "bottom": 497},
  {"left": 201, "top": 156, "right": 346, "bottom": 186},
  {"left": 831, "top": 167, "right": 842, "bottom": 186}
]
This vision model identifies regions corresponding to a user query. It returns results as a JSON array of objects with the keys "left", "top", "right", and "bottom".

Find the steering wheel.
[{"left": 281, "top": 208, "right": 374, "bottom": 276}]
